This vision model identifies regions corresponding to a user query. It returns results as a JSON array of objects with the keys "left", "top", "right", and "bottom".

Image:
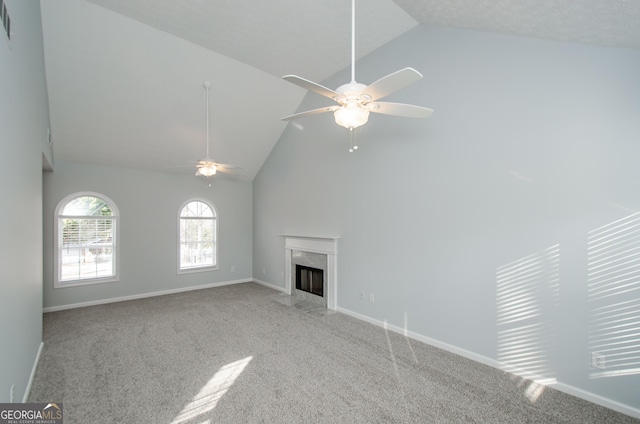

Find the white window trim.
[
  {"left": 54, "top": 191, "right": 120, "bottom": 288},
  {"left": 177, "top": 198, "right": 219, "bottom": 274}
]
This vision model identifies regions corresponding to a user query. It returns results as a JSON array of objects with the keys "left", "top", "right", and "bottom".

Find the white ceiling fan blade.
[
  {"left": 283, "top": 75, "right": 343, "bottom": 100},
  {"left": 282, "top": 106, "right": 339, "bottom": 121},
  {"left": 215, "top": 168, "right": 238, "bottom": 175},
  {"left": 165, "top": 164, "right": 193, "bottom": 169},
  {"left": 215, "top": 163, "right": 240, "bottom": 169},
  {"left": 361, "top": 68, "right": 423, "bottom": 102},
  {"left": 215, "top": 163, "right": 241, "bottom": 171},
  {"left": 214, "top": 164, "right": 241, "bottom": 176},
  {"left": 371, "top": 102, "right": 434, "bottom": 119}
]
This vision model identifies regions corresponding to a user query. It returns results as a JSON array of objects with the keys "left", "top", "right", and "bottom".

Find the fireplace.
[
  {"left": 296, "top": 265, "right": 324, "bottom": 297},
  {"left": 291, "top": 250, "right": 327, "bottom": 306},
  {"left": 283, "top": 235, "right": 338, "bottom": 310}
]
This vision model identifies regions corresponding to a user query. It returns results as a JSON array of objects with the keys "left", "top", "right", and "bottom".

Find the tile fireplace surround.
[{"left": 283, "top": 235, "right": 338, "bottom": 310}]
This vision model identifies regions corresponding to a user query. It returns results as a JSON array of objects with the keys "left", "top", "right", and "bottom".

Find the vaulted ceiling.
[{"left": 40, "top": 0, "right": 640, "bottom": 182}]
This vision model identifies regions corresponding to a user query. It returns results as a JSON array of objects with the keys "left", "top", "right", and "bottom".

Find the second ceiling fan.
[
  {"left": 281, "top": 0, "right": 433, "bottom": 131},
  {"left": 195, "top": 81, "right": 240, "bottom": 180}
]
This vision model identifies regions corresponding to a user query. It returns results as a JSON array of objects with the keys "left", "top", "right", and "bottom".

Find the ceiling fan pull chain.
[
  {"left": 348, "top": 127, "right": 358, "bottom": 153},
  {"left": 353, "top": 127, "right": 358, "bottom": 151}
]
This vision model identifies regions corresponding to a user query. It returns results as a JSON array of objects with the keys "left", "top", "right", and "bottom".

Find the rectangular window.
[
  {"left": 179, "top": 217, "right": 216, "bottom": 270},
  {"left": 55, "top": 193, "right": 119, "bottom": 288},
  {"left": 58, "top": 217, "right": 115, "bottom": 283},
  {"left": 179, "top": 200, "right": 217, "bottom": 273}
]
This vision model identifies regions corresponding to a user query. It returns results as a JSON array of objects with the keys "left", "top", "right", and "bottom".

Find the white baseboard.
[
  {"left": 43, "top": 279, "right": 253, "bottom": 313},
  {"left": 335, "top": 306, "right": 640, "bottom": 420},
  {"left": 23, "top": 341, "right": 44, "bottom": 403},
  {"left": 549, "top": 381, "right": 640, "bottom": 419},
  {"left": 253, "top": 279, "right": 287, "bottom": 293},
  {"left": 335, "top": 307, "right": 502, "bottom": 370}
]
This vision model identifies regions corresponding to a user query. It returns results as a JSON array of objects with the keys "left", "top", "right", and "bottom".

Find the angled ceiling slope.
[
  {"left": 83, "top": 0, "right": 417, "bottom": 82},
  {"left": 42, "top": 0, "right": 640, "bottom": 182}
]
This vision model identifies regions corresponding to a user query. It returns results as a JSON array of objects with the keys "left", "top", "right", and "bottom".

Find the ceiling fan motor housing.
[{"left": 335, "top": 82, "right": 368, "bottom": 102}]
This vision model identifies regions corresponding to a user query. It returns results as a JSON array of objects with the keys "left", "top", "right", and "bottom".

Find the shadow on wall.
[
  {"left": 495, "top": 210, "right": 640, "bottom": 401},
  {"left": 496, "top": 244, "right": 561, "bottom": 402},
  {"left": 588, "top": 212, "right": 640, "bottom": 379}
]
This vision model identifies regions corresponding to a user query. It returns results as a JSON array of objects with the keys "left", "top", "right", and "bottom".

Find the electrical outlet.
[
  {"left": 230, "top": 266, "right": 235, "bottom": 273},
  {"left": 591, "top": 352, "right": 606, "bottom": 369},
  {"left": 369, "top": 293, "right": 375, "bottom": 303},
  {"left": 10, "top": 384, "right": 14, "bottom": 403},
  {"left": 262, "top": 268, "right": 266, "bottom": 275},
  {"left": 360, "top": 291, "right": 365, "bottom": 300}
]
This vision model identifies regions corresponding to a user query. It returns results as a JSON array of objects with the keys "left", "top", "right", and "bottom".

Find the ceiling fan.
[
  {"left": 195, "top": 81, "right": 240, "bottom": 179},
  {"left": 281, "top": 0, "right": 433, "bottom": 132}
]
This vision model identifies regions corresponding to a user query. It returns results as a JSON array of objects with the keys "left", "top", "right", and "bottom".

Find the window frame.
[
  {"left": 178, "top": 198, "right": 218, "bottom": 274},
  {"left": 54, "top": 192, "right": 120, "bottom": 288}
]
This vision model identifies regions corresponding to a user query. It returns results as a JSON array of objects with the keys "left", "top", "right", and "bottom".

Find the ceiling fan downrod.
[{"left": 350, "top": 0, "right": 356, "bottom": 83}]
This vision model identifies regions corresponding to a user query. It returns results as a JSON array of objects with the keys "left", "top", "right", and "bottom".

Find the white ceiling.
[{"left": 41, "top": 0, "right": 640, "bottom": 182}]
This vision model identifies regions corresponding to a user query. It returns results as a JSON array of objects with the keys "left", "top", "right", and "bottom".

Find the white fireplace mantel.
[{"left": 282, "top": 235, "right": 338, "bottom": 310}]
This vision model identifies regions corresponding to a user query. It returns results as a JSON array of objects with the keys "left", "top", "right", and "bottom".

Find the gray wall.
[
  {"left": 43, "top": 162, "right": 252, "bottom": 309},
  {"left": 253, "top": 25, "right": 640, "bottom": 411},
  {"left": 0, "top": 0, "right": 50, "bottom": 403}
]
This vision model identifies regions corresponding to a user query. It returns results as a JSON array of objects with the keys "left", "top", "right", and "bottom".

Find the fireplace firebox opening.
[{"left": 295, "top": 265, "right": 324, "bottom": 297}]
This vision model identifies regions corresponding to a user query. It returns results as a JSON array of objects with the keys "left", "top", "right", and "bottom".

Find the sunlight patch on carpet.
[
  {"left": 524, "top": 380, "right": 545, "bottom": 402},
  {"left": 171, "top": 356, "right": 253, "bottom": 423}
]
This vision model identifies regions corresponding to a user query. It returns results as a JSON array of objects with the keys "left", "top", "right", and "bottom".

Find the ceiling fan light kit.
[
  {"left": 334, "top": 101, "right": 369, "bottom": 129},
  {"left": 195, "top": 161, "right": 217, "bottom": 177},
  {"left": 281, "top": 0, "right": 433, "bottom": 147}
]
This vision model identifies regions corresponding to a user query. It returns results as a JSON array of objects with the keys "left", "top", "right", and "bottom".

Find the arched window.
[
  {"left": 54, "top": 193, "right": 119, "bottom": 288},
  {"left": 179, "top": 199, "right": 217, "bottom": 272}
]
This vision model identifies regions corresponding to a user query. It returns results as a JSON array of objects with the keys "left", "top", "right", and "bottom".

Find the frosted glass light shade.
[
  {"left": 334, "top": 102, "right": 369, "bottom": 129},
  {"left": 196, "top": 164, "right": 217, "bottom": 177}
]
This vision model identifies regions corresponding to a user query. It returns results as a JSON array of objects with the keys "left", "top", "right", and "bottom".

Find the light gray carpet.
[{"left": 29, "top": 282, "right": 637, "bottom": 423}]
